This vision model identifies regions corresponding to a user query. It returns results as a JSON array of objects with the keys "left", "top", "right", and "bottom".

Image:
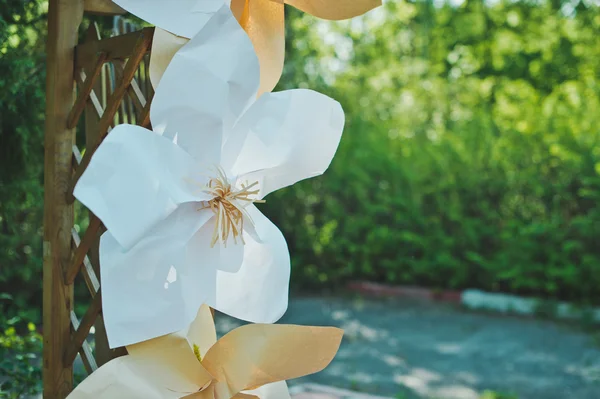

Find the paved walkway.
[{"left": 215, "top": 296, "right": 600, "bottom": 399}]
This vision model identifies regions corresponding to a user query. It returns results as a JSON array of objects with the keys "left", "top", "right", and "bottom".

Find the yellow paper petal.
[
  {"left": 231, "top": 0, "right": 249, "bottom": 21},
  {"left": 180, "top": 384, "right": 215, "bottom": 399},
  {"left": 186, "top": 304, "right": 218, "bottom": 358},
  {"left": 68, "top": 356, "right": 187, "bottom": 398},
  {"left": 285, "top": 0, "right": 381, "bottom": 20},
  {"left": 149, "top": 28, "right": 189, "bottom": 89},
  {"left": 234, "top": 0, "right": 285, "bottom": 95},
  {"left": 203, "top": 324, "right": 343, "bottom": 397},
  {"left": 126, "top": 331, "right": 213, "bottom": 391}
]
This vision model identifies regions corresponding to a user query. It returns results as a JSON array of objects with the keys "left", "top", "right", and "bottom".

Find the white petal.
[
  {"left": 244, "top": 381, "right": 290, "bottom": 399},
  {"left": 186, "top": 218, "right": 245, "bottom": 274},
  {"left": 73, "top": 124, "right": 204, "bottom": 250},
  {"left": 149, "top": 28, "right": 188, "bottom": 89},
  {"left": 101, "top": 204, "right": 215, "bottom": 348},
  {"left": 223, "top": 89, "right": 345, "bottom": 198},
  {"left": 209, "top": 205, "right": 290, "bottom": 323},
  {"left": 151, "top": 5, "right": 260, "bottom": 163},
  {"left": 112, "top": 0, "right": 224, "bottom": 38}
]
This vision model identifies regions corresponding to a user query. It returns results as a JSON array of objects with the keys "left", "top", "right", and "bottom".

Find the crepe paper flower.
[
  {"left": 113, "top": 0, "right": 382, "bottom": 95},
  {"left": 74, "top": 5, "right": 345, "bottom": 349},
  {"left": 67, "top": 305, "right": 344, "bottom": 399}
]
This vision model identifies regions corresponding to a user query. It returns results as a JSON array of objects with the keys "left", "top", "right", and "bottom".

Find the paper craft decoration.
[
  {"left": 113, "top": 0, "right": 382, "bottom": 94},
  {"left": 67, "top": 305, "right": 344, "bottom": 399},
  {"left": 74, "top": 5, "right": 345, "bottom": 349}
]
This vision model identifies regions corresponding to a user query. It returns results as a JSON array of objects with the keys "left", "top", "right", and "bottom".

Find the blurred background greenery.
[
  {"left": 278, "top": 0, "right": 600, "bottom": 303},
  {"left": 3, "top": 0, "right": 600, "bottom": 324},
  {"left": 1, "top": 0, "right": 600, "bottom": 394}
]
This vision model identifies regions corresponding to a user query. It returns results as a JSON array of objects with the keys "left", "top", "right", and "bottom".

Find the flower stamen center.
[{"left": 199, "top": 167, "right": 264, "bottom": 247}]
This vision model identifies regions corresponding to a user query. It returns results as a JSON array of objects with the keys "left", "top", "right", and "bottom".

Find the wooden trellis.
[{"left": 43, "top": 1, "right": 154, "bottom": 397}]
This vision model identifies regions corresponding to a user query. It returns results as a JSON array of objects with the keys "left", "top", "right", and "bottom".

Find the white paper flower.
[{"left": 74, "top": 5, "right": 345, "bottom": 348}]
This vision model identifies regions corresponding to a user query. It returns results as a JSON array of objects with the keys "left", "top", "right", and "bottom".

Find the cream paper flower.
[
  {"left": 74, "top": 5, "right": 344, "bottom": 348},
  {"left": 67, "top": 305, "right": 344, "bottom": 399},
  {"left": 113, "top": 0, "right": 381, "bottom": 94}
]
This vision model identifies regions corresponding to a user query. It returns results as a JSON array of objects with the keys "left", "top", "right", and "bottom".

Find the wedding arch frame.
[{"left": 43, "top": 1, "right": 154, "bottom": 397}]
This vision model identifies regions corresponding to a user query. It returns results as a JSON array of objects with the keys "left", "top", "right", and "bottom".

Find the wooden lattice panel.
[
  {"left": 46, "top": 18, "right": 155, "bottom": 398},
  {"left": 43, "top": 2, "right": 158, "bottom": 397},
  {"left": 66, "top": 24, "right": 154, "bottom": 371}
]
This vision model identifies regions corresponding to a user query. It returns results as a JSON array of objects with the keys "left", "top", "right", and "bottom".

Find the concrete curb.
[
  {"left": 290, "top": 383, "right": 392, "bottom": 399},
  {"left": 347, "top": 281, "right": 600, "bottom": 323},
  {"left": 348, "top": 281, "right": 462, "bottom": 303}
]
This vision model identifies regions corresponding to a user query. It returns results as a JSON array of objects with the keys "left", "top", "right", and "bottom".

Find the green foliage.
[
  {"left": 0, "top": 0, "right": 47, "bottom": 324},
  {"left": 267, "top": 0, "right": 600, "bottom": 303},
  {"left": 0, "top": 297, "right": 42, "bottom": 398}
]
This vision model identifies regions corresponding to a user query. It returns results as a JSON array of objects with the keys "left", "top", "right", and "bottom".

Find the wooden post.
[
  {"left": 43, "top": 0, "right": 84, "bottom": 397},
  {"left": 84, "top": 0, "right": 126, "bottom": 15}
]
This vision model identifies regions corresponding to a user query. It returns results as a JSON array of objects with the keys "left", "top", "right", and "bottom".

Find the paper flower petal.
[
  {"left": 245, "top": 381, "right": 291, "bottom": 399},
  {"left": 203, "top": 324, "right": 343, "bottom": 397},
  {"left": 150, "top": 5, "right": 260, "bottom": 162},
  {"left": 67, "top": 356, "right": 173, "bottom": 399},
  {"left": 73, "top": 124, "right": 202, "bottom": 250},
  {"left": 233, "top": 0, "right": 285, "bottom": 95},
  {"left": 125, "top": 333, "right": 212, "bottom": 392},
  {"left": 223, "top": 89, "right": 345, "bottom": 198},
  {"left": 285, "top": 0, "right": 381, "bottom": 20},
  {"left": 180, "top": 385, "right": 215, "bottom": 399},
  {"left": 66, "top": 354, "right": 201, "bottom": 399},
  {"left": 185, "top": 305, "right": 218, "bottom": 357},
  {"left": 149, "top": 28, "right": 188, "bottom": 89},
  {"left": 100, "top": 204, "right": 215, "bottom": 348},
  {"left": 184, "top": 216, "right": 246, "bottom": 275},
  {"left": 209, "top": 205, "right": 290, "bottom": 324},
  {"left": 112, "top": 0, "right": 223, "bottom": 38}
]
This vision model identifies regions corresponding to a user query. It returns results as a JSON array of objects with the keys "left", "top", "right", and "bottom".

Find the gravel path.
[{"left": 215, "top": 296, "right": 600, "bottom": 399}]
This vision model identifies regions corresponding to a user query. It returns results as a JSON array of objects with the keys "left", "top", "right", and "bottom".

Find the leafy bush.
[
  {"left": 266, "top": 0, "right": 600, "bottom": 304},
  {"left": 0, "top": 298, "right": 42, "bottom": 398},
  {"left": 0, "top": 0, "right": 47, "bottom": 325}
]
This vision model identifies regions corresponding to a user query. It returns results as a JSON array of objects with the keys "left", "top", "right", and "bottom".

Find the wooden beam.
[
  {"left": 70, "top": 227, "right": 100, "bottom": 297},
  {"left": 67, "top": 52, "right": 107, "bottom": 129},
  {"left": 64, "top": 215, "right": 102, "bottom": 285},
  {"left": 64, "top": 292, "right": 102, "bottom": 367},
  {"left": 84, "top": 0, "right": 125, "bottom": 15},
  {"left": 138, "top": 92, "right": 152, "bottom": 128},
  {"left": 70, "top": 312, "right": 98, "bottom": 375},
  {"left": 74, "top": 27, "right": 154, "bottom": 70},
  {"left": 43, "top": 0, "right": 84, "bottom": 397}
]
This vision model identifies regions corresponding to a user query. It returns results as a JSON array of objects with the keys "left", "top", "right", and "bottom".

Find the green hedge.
[
  {"left": 0, "top": 0, "right": 46, "bottom": 324},
  {"left": 266, "top": 0, "right": 600, "bottom": 303}
]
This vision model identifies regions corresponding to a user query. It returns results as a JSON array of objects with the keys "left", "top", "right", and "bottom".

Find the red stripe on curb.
[{"left": 347, "top": 281, "right": 463, "bottom": 304}]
